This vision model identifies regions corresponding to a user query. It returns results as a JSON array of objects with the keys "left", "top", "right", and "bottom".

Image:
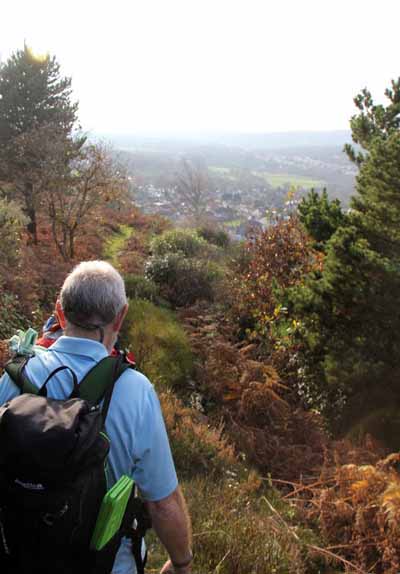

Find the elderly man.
[{"left": 0, "top": 260, "right": 192, "bottom": 574}]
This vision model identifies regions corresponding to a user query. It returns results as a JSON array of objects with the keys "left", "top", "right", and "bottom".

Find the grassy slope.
[
  {"left": 103, "top": 224, "right": 343, "bottom": 574},
  {"left": 145, "top": 390, "right": 326, "bottom": 574}
]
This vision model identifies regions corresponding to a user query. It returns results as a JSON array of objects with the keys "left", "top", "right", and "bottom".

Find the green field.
[
  {"left": 225, "top": 219, "right": 242, "bottom": 228},
  {"left": 209, "top": 166, "right": 325, "bottom": 190},
  {"left": 210, "top": 166, "right": 231, "bottom": 174},
  {"left": 258, "top": 172, "right": 325, "bottom": 189},
  {"left": 260, "top": 171, "right": 326, "bottom": 189},
  {"left": 209, "top": 166, "right": 237, "bottom": 180}
]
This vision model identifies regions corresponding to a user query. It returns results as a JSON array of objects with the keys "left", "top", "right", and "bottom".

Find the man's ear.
[{"left": 112, "top": 303, "right": 129, "bottom": 333}]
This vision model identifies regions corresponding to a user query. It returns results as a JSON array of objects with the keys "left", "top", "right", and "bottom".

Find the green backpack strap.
[
  {"left": 78, "top": 355, "right": 133, "bottom": 404},
  {"left": 5, "top": 353, "right": 133, "bottom": 404},
  {"left": 5, "top": 355, "right": 39, "bottom": 395}
]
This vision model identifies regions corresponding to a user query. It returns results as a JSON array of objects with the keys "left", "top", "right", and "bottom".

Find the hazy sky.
[{"left": 1, "top": 0, "right": 400, "bottom": 135}]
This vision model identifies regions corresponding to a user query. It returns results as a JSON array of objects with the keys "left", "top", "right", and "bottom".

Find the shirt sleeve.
[
  {"left": 0, "top": 372, "right": 20, "bottom": 404},
  {"left": 131, "top": 385, "right": 178, "bottom": 502}
]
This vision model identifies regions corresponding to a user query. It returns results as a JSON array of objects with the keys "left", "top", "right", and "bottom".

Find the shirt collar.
[{"left": 49, "top": 336, "right": 109, "bottom": 361}]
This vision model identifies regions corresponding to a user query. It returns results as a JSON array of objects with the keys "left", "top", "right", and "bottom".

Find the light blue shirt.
[{"left": 0, "top": 336, "right": 178, "bottom": 574}]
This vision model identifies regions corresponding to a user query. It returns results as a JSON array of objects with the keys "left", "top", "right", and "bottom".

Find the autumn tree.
[
  {"left": 230, "top": 217, "right": 318, "bottom": 341},
  {"left": 170, "top": 158, "right": 213, "bottom": 224},
  {"left": 0, "top": 45, "right": 81, "bottom": 242},
  {"left": 46, "top": 144, "right": 128, "bottom": 261}
]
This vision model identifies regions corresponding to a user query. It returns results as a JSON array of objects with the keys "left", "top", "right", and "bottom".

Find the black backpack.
[{"left": 0, "top": 353, "right": 148, "bottom": 574}]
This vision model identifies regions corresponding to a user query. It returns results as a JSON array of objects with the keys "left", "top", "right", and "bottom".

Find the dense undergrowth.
[
  {"left": 1, "top": 206, "right": 400, "bottom": 573},
  {"left": 110, "top": 220, "right": 400, "bottom": 573},
  {"left": 147, "top": 390, "right": 328, "bottom": 574}
]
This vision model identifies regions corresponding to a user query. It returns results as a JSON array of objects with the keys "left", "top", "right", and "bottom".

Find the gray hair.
[{"left": 60, "top": 261, "right": 127, "bottom": 327}]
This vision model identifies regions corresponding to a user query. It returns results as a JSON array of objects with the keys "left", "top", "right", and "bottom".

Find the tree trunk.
[
  {"left": 24, "top": 182, "right": 38, "bottom": 245},
  {"left": 50, "top": 216, "right": 69, "bottom": 262},
  {"left": 68, "top": 228, "right": 75, "bottom": 260}
]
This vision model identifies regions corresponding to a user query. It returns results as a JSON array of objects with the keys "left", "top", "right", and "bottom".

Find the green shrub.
[
  {"left": 145, "top": 254, "right": 221, "bottom": 307},
  {"left": 197, "top": 224, "right": 230, "bottom": 248},
  {"left": 120, "top": 299, "right": 193, "bottom": 390},
  {"left": 124, "top": 274, "right": 160, "bottom": 303},
  {"left": 150, "top": 229, "right": 207, "bottom": 258},
  {"left": 0, "top": 197, "right": 28, "bottom": 267},
  {"left": 0, "top": 289, "right": 28, "bottom": 339}
]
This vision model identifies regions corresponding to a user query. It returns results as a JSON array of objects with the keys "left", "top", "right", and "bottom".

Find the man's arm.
[{"left": 147, "top": 486, "right": 193, "bottom": 574}]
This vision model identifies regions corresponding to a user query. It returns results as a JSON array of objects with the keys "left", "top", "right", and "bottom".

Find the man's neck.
[{"left": 64, "top": 326, "right": 113, "bottom": 353}]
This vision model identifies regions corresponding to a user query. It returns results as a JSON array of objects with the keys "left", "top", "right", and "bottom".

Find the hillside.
[
  {"left": 2, "top": 46, "right": 400, "bottom": 574},
  {"left": 2, "top": 214, "right": 400, "bottom": 573}
]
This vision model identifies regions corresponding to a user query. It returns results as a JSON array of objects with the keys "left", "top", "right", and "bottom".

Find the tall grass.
[
  {"left": 120, "top": 299, "right": 193, "bottom": 390},
  {"left": 146, "top": 390, "right": 324, "bottom": 574}
]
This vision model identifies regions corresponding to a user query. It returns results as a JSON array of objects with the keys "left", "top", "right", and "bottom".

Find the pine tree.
[
  {"left": 0, "top": 45, "right": 78, "bottom": 142},
  {"left": 344, "top": 79, "right": 400, "bottom": 166},
  {"left": 297, "top": 189, "right": 347, "bottom": 250},
  {"left": 287, "top": 81, "right": 400, "bottom": 435},
  {"left": 0, "top": 45, "right": 81, "bottom": 243}
]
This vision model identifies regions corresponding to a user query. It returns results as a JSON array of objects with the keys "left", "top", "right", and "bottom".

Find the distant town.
[{"left": 108, "top": 132, "right": 358, "bottom": 238}]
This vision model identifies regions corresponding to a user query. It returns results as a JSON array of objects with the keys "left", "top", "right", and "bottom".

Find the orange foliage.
[
  {"left": 228, "top": 217, "right": 321, "bottom": 338},
  {"left": 180, "top": 304, "right": 327, "bottom": 481},
  {"left": 304, "top": 450, "right": 400, "bottom": 573},
  {"left": 159, "top": 388, "right": 236, "bottom": 477},
  {"left": 180, "top": 303, "right": 400, "bottom": 571}
]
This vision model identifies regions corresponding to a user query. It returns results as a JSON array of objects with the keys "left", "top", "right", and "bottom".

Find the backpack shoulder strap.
[
  {"left": 78, "top": 355, "right": 133, "bottom": 405},
  {"left": 6, "top": 353, "right": 133, "bottom": 405},
  {"left": 5, "top": 355, "right": 39, "bottom": 395}
]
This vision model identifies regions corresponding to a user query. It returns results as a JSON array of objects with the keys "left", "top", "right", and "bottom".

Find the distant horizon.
[
  {"left": 97, "top": 128, "right": 351, "bottom": 137},
  {"left": 94, "top": 129, "right": 353, "bottom": 152}
]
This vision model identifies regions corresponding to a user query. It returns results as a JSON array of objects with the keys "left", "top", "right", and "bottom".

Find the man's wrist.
[{"left": 171, "top": 551, "right": 193, "bottom": 569}]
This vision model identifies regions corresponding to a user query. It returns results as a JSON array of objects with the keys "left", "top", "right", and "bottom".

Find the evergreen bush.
[
  {"left": 150, "top": 228, "right": 207, "bottom": 258},
  {"left": 197, "top": 224, "right": 230, "bottom": 248},
  {"left": 145, "top": 254, "right": 222, "bottom": 307},
  {"left": 124, "top": 273, "right": 160, "bottom": 303},
  {"left": 298, "top": 189, "right": 347, "bottom": 250}
]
